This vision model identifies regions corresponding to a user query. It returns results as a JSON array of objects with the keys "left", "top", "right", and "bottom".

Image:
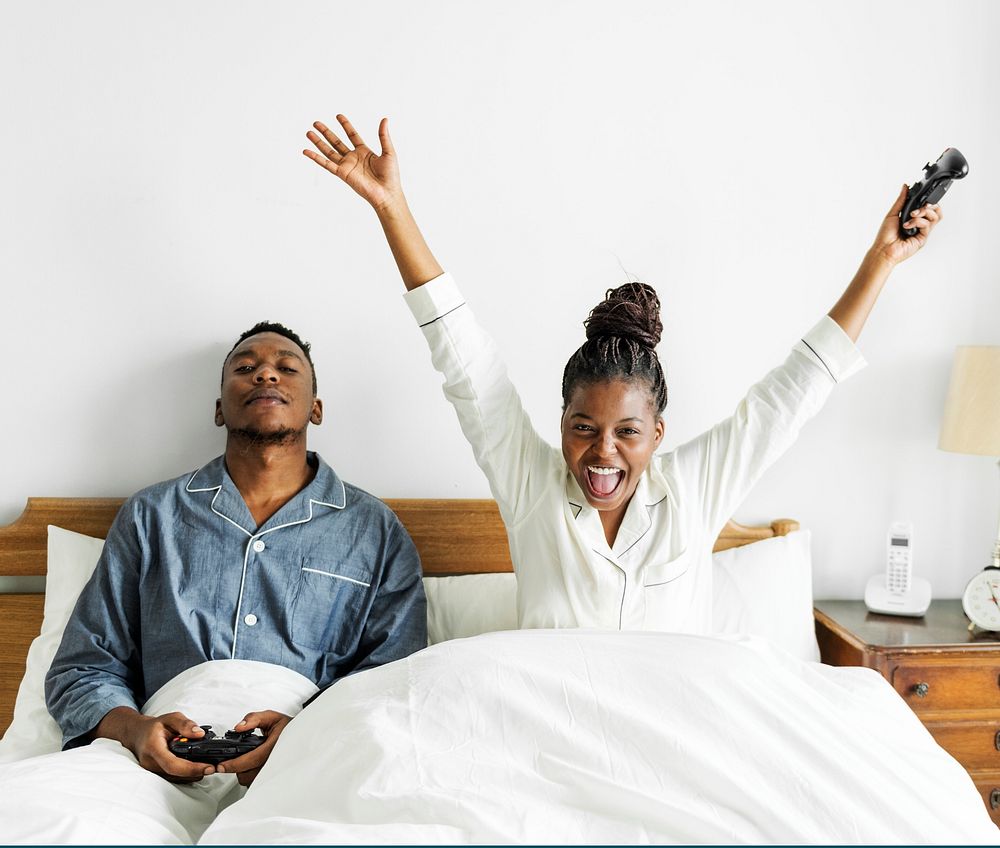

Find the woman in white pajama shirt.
[{"left": 303, "top": 115, "right": 942, "bottom": 635}]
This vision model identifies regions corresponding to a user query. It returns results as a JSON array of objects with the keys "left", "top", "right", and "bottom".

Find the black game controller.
[
  {"left": 169, "top": 725, "right": 264, "bottom": 766},
  {"left": 899, "top": 147, "right": 969, "bottom": 238}
]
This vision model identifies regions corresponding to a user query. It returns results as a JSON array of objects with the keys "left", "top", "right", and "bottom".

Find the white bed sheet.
[{"left": 199, "top": 630, "right": 998, "bottom": 845}]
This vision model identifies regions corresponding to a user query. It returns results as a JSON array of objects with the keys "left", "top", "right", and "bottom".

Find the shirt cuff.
[
  {"left": 795, "top": 315, "right": 867, "bottom": 383},
  {"left": 62, "top": 692, "right": 138, "bottom": 750},
  {"left": 403, "top": 273, "right": 465, "bottom": 327}
]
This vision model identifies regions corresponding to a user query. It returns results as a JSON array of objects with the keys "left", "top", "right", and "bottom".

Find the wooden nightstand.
[{"left": 814, "top": 599, "right": 1000, "bottom": 826}]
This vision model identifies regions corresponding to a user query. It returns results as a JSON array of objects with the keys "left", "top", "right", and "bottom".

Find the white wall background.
[{"left": 3, "top": 0, "right": 998, "bottom": 599}]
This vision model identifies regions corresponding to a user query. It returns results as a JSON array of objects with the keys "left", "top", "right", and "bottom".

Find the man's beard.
[{"left": 228, "top": 426, "right": 306, "bottom": 450}]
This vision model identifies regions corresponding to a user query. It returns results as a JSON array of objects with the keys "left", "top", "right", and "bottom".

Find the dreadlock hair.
[
  {"left": 561, "top": 282, "right": 668, "bottom": 416},
  {"left": 223, "top": 321, "right": 318, "bottom": 395}
]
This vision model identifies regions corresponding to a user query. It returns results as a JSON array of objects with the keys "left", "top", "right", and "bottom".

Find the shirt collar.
[
  {"left": 186, "top": 452, "right": 346, "bottom": 535},
  {"left": 565, "top": 462, "right": 670, "bottom": 557}
]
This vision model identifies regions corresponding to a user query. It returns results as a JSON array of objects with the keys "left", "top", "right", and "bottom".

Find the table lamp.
[{"left": 938, "top": 346, "right": 1000, "bottom": 570}]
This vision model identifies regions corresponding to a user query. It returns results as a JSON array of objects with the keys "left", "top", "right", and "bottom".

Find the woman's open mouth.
[{"left": 584, "top": 465, "right": 625, "bottom": 500}]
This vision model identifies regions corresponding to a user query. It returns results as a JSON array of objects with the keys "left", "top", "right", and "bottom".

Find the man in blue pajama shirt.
[{"left": 44, "top": 321, "right": 427, "bottom": 787}]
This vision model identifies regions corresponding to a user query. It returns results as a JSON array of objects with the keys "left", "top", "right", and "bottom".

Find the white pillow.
[
  {"left": 0, "top": 526, "right": 104, "bottom": 763},
  {"left": 712, "top": 529, "right": 820, "bottom": 662},
  {"left": 422, "top": 573, "right": 517, "bottom": 645}
]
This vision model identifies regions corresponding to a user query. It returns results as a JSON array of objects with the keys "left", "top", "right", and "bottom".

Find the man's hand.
[
  {"left": 870, "top": 183, "right": 943, "bottom": 267},
  {"left": 216, "top": 710, "right": 292, "bottom": 787},
  {"left": 303, "top": 115, "right": 403, "bottom": 214},
  {"left": 95, "top": 707, "right": 216, "bottom": 783}
]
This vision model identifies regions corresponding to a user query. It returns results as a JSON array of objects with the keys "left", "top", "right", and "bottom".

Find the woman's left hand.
[{"left": 871, "top": 183, "right": 943, "bottom": 267}]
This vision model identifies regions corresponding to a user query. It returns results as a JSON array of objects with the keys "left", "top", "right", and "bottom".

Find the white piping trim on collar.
[
  {"left": 186, "top": 466, "right": 347, "bottom": 510},
  {"left": 186, "top": 470, "right": 253, "bottom": 539}
]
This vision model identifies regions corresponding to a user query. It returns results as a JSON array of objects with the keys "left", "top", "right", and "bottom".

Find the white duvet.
[
  {"left": 204, "top": 630, "right": 997, "bottom": 844},
  {"left": 1, "top": 631, "right": 996, "bottom": 844}
]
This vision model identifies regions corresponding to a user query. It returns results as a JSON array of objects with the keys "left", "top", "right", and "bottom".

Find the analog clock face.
[{"left": 962, "top": 570, "right": 1000, "bottom": 631}]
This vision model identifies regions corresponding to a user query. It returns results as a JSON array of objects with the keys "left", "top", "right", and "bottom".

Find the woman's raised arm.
[
  {"left": 828, "top": 185, "right": 943, "bottom": 342},
  {"left": 303, "top": 114, "right": 442, "bottom": 291}
]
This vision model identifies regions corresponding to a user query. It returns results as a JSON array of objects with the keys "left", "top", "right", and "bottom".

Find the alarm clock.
[{"left": 961, "top": 567, "right": 1000, "bottom": 632}]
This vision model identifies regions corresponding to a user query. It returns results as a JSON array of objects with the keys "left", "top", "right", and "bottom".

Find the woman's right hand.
[
  {"left": 303, "top": 115, "right": 402, "bottom": 213},
  {"left": 305, "top": 113, "right": 442, "bottom": 290}
]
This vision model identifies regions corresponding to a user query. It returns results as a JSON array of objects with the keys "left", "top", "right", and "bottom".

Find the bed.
[{"left": 0, "top": 497, "right": 995, "bottom": 844}]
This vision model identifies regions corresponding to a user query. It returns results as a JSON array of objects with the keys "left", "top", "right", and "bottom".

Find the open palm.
[{"left": 303, "top": 115, "right": 401, "bottom": 211}]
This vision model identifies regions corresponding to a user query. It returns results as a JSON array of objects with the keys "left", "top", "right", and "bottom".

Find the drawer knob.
[
  {"left": 911, "top": 682, "right": 930, "bottom": 698},
  {"left": 995, "top": 732, "right": 1000, "bottom": 752},
  {"left": 991, "top": 789, "right": 1000, "bottom": 810}
]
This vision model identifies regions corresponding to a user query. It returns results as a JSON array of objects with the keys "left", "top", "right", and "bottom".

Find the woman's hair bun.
[{"left": 583, "top": 282, "right": 662, "bottom": 349}]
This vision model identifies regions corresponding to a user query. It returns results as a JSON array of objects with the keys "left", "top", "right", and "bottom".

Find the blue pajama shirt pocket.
[{"left": 290, "top": 559, "right": 374, "bottom": 652}]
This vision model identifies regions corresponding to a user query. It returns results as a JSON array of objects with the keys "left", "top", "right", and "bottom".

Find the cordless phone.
[
  {"left": 864, "top": 520, "right": 931, "bottom": 617},
  {"left": 886, "top": 521, "right": 913, "bottom": 594}
]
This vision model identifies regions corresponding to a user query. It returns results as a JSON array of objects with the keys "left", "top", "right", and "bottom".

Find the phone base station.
[{"left": 864, "top": 574, "right": 932, "bottom": 617}]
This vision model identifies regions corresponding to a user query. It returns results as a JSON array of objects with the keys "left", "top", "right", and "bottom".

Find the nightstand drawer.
[
  {"left": 926, "top": 721, "right": 1000, "bottom": 771},
  {"left": 890, "top": 659, "right": 1000, "bottom": 712}
]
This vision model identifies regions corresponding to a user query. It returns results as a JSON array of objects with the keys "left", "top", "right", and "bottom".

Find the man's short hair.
[{"left": 223, "top": 321, "right": 318, "bottom": 394}]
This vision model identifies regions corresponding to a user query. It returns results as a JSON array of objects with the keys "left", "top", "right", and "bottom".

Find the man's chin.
[{"left": 227, "top": 426, "right": 305, "bottom": 448}]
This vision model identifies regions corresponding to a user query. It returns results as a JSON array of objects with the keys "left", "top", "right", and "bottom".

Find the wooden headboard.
[{"left": 0, "top": 497, "right": 797, "bottom": 736}]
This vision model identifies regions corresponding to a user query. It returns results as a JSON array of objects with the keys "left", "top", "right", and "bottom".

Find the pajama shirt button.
[
  {"left": 252, "top": 540, "right": 265, "bottom": 553},
  {"left": 244, "top": 614, "right": 258, "bottom": 626}
]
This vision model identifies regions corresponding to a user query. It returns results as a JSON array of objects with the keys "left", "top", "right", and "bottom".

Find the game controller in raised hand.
[
  {"left": 899, "top": 148, "right": 969, "bottom": 238},
  {"left": 169, "top": 725, "right": 264, "bottom": 766}
]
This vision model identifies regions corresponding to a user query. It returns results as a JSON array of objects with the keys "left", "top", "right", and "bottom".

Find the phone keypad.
[{"left": 888, "top": 550, "right": 910, "bottom": 593}]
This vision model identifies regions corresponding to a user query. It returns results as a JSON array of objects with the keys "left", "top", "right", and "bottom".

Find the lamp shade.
[{"left": 939, "top": 346, "right": 1000, "bottom": 456}]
